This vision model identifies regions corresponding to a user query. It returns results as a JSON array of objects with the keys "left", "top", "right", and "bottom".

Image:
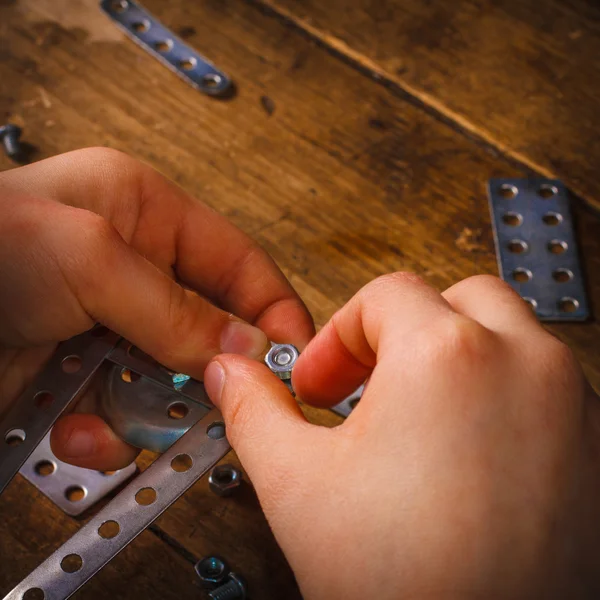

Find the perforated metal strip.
[
  {"left": 4, "top": 410, "right": 229, "bottom": 600},
  {"left": 488, "top": 178, "right": 590, "bottom": 321},
  {"left": 100, "top": 0, "right": 231, "bottom": 96},
  {"left": 0, "top": 328, "right": 120, "bottom": 496}
]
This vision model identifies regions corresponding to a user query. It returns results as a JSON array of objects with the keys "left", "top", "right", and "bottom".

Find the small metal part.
[
  {"left": 208, "top": 573, "right": 247, "bottom": 600},
  {"left": 265, "top": 343, "right": 299, "bottom": 381},
  {"left": 208, "top": 464, "right": 242, "bottom": 497},
  {"left": 488, "top": 178, "right": 589, "bottom": 321},
  {"left": 19, "top": 432, "right": 137, "bottom": 516},
  {"left": 4, "top": 410, "right": 230, "bottom": 600},
  {"left": 0, "top": 124, "right": 22, "bottom": 160},
  {"left": 100, "top": 0, "right": 231, "bottom": 96},
  {"left": 330, "top": 384, "right": 364, "bottom": 418},
  {"left": 195, "top": 556, "right": 230, "bottom": 589}
]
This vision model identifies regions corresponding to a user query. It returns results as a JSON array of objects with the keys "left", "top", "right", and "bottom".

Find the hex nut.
[
  {"left": 194, "top": 555, "right": 230, "bottom": 589},
  {"left": 209, "top": 464, "right": 242, "bottom": 497}
]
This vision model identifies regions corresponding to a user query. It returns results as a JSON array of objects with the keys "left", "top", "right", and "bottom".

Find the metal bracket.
[
  {"left": 19, "top": 433, "right": 137, "bottom": 517},
  {"left": 100, "top": 0, "right": 232, "bottom": 96},
  {"left": 330, "top": 385, "right": 364, "bottom": 418},
  {"left": 488, "top": 178, "right": 590, "bottom": 321}
]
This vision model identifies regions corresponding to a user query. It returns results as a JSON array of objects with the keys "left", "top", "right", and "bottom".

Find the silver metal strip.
[
  {"left": 0, "top": 328, "right": 120, "bottom": 496},
  {"left": 100, "top": 0, "right": 232, "bottom": 96},
  {"left": 19, "top": 433, "right": 137, "bottom": 517},
  {"left": 488, "top": 178, "right": 590, "bottom": 321},
  {"left": 4, "top": 410, "right": 230, "bottom": 600}
]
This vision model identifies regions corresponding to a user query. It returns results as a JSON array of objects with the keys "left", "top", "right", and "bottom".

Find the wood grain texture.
[
  {"left": 0, "top": 0, "right": 599, "bottom": 598},
  {"left": 255, "top": 0, "right": 600, "bottom": 212}
]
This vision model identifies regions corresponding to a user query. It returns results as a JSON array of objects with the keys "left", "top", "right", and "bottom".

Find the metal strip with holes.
[
  {"left": 100, "top": 0, "right": 231, "bottom": 96},
  {"left": 4, "top": 410, "right": 229, "bottom": 600},
  {"left": 488, "top": 178, "right": 590, "bottom": 321},
  {"left": 0, "top": 328, "right": 120, "bottom": 496}
]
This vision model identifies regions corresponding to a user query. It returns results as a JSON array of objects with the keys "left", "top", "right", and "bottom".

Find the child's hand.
[
  {"left": 205, "top": 273, "right": 600, "bottom": 599},
  {"left": 0, "top": 148, "right": 314, "bottom": 470}
]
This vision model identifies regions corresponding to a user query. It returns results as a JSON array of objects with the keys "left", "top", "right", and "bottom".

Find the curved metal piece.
[{"left": 102, "top": 365, "right": 211, "bottom": 452}]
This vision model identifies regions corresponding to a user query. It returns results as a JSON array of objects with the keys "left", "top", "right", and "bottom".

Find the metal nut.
[
  {"left": 208, "top": 464, "right": 242, "bottom": 497},
  {"left": 194, "top": 555, "right": 230, "bottom": 589},
  {"left": 264, "top": 343, "right": 299, "bottom": 380}
]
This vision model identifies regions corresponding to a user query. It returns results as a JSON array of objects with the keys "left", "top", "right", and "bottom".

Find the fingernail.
[
  {"left": 220, "top": 321, "right": 268, "bottom": 358},
  {"left": 64, "top": 430, "right": 96, "bottom": 458},
  {"left": 204, "top": 361, "right": 226, "bottom": 406}
]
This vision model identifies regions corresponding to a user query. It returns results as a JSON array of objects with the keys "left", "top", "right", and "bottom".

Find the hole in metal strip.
[
  {"left": 502, "top": 212, "right": 522, "bottom": 226},
  {"left": 538, "top": 184, "right": 558, "bottom": 198},
  {"left": 34, "top": 460, "right": 56, "bottom": 476},
  {"left": 111, "top": 0, "right": 128, "bottom": 12},
  {"left": 512, "top": 268, "right": 532, "bottom": 283},
  {"left": 167, "top": 402, "right": 189, "bottom": 420},
  {"left": 179, "top": 57, "right": 197, "bottom": 71},
  {"left": 23, "top": 589, "right": 45, "bottom": 600},
  {"left": 507, "top": 239, "right": 528, "bottom": 254},
  {"left": 61, "top": 355, "right": 82, "bottom": 374},
  {"left": 34, "top": 391, "right": 54, "bottom": 409},
  {"left": 542, "top": 212, "right": 563, "bottom": 226},
  {"left": 499, "top": 184, "right": 518, "bottom": 199},
  {"left": 171, "top": 454, "right": 193, "bottom": 473},
  {"left": 548, "top": 240, "right": 568, "bottom": 254},
  {"left": 135, "top": 487, "right": 157, "bottom": 505},
  {"left": 65, "top": 486, "right": 86, "bottom": 502},
  {"left": 558, "top": 297, "right": 579, "bottom": 313},
  {"left": 207, "top": 422, "right": 226, "bottom": 440},
  {"left": 98, "top": 520, "right": 120, "bottom": 539},
  {"left": 5, "top": 428, "right": 26, "bottom": 446},
  {"left": 60, "top": 554, "right": 83, "bottom": 573},
  {"left": 202, "top": 74, "right": 223, "bottom": 88},
  {"left": 121, "top": 368, "right": 141, "bottom": 383},
  {"left": 553, "top": 269, "right": 574, "bottom": 283},
  {"left": 154, "top": 39, "right": 173, "bottom": 52},
  {"left": 523, "top": 297, "right": 538, "bottom": 310},
  {"left": 131, "top": 19, "right": 150, "bottom": 32}
]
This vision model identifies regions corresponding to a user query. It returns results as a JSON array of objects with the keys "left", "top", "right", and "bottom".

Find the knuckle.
[
  {"left": 365, "top": 272, "right": 427, "bottom": 297},
  {"left": 419, "top": 314, "right": 495, "bottom": 368}
]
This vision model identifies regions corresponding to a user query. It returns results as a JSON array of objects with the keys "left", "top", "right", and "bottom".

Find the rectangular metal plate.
[
  {"left": 488, "top": 178, "right": 590, "bottom": 321},
  {"left": 19, "top": 433, "right": 137, "bottom": 517}
]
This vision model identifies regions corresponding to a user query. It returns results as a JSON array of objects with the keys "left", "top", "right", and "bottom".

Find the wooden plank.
[
  {"left": 254, "top": 0, "right": 600, "bottom": 212},
  {"left": 0, "top": 0, "right": 599, "bottom": 598}
]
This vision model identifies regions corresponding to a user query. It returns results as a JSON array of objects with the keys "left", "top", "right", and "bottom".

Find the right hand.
[{"left": 205, "top": 273, "right": 600, "bottom": 599}]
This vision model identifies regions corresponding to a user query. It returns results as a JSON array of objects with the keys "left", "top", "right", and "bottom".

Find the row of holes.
[
  {"left": 523, "top": 297, "right": 580, "bottom": 313},
  {"left": 503, "top": 211, "right": 563, "bottom": 226},
  {"left": 507, "top": 239, "right": 568, "bottom": 255},
  {"left": 110, "top": 1, "right": 221, "bottom": 87},
  {"left": 511, "top": 268, "right": 574, "bottom": 283},
  {"left": 499, "top": 183, "right": 558, "bottom": 199},
  {"left": 23, "top": 421, "right": 225, "bottom": 600}
]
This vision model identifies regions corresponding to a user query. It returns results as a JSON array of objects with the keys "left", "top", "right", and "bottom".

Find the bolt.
[
  {"left": 194, "top": 555, "right": 230, "bottom": 589},
  {"left": 208, "top": 573, "right": 247, "bottom": 600},
  {"left": 0, "top": 124, "right": 22, "bottom": 160},
  {"left": 208, "top": 464, "right": 242, "bottom": 497}
]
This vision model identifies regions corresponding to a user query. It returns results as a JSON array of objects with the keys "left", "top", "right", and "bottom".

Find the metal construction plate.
[
  {"left": 19, "top": 433, "right": 137, "bottom": 517},
  {"left": 488, "top": 178, "right": 590, "bottom": 321},
  {"left": 331, "top": 385, "right": 364, "bottom": 418},
  {"left": 100, "top": 0, "right": 231, "bottom": 96}
]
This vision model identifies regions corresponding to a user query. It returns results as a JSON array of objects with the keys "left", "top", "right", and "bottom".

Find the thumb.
[{"left": 204, "top": 355, "right": 310, "bottom": 496}]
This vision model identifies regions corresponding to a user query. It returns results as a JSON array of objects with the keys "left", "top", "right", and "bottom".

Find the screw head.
[{"left": 194, "top": 555, "right": 230, "bottom": 589}]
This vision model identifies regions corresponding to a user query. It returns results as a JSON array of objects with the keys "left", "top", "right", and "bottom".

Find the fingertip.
[
  {"left": 293, "top": 325, "right": 372, "bottom": 407},
  {"left": 51, "top": 414, "right": 138, "bottom": 471}
]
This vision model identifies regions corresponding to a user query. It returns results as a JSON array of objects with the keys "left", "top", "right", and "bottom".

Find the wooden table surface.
[{"left": 1, "top": 0, "right": 599, "bottom": 598}]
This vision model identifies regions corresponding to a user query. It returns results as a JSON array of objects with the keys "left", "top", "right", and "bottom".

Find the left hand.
[{"left": 0, "top": 147, "right": 314, "bottom": 470}]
